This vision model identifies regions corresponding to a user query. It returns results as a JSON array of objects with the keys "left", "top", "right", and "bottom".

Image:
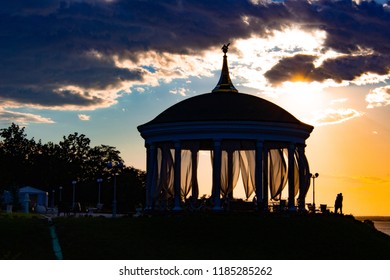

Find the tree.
[
  {"left": 0, "top": 123, "right": 146, "bottom": 212},
  {"left": 0, "top": 123, "right": 36, "bottom": 186}
]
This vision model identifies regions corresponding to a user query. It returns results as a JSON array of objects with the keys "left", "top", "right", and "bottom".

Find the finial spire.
[{"left": 212, "top": 43, "right": 238, "bottom": 93}]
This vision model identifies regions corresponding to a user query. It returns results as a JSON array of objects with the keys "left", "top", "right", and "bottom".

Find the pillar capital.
[
  {"left": 213, "top": 139, "right": 222, "bottom": 146},
  {"left": 146, "top": 141, "right": 156, "bottom": 149},
  {"left": 256, "top": 140, "right": 264, "bottom": 149},
  {"left": 174, "top": 141, "right": 181, "bottom": 149},
  {"left": 288, "top": 142, "right": 296, "bottom": 151}
]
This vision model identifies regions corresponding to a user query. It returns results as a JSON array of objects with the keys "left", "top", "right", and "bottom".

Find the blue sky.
[{"left": 1, "top": 0, "right": 390, "bottom": 214}]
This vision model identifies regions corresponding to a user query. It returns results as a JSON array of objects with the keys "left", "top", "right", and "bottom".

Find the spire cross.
[
  {"left": 212, "top": 43, "right": 238, "bottom": 93},
  {"left": 222, "top": 43, "right": 230, "bottom": 55}
]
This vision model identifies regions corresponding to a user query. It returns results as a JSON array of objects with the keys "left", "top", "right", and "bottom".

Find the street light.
[
  {"left": 72, "top": 180, "right": 77, "bottom": 208},
  {"left": 97, "top": 178, "right": 103, "bottom": 207},
  {"left": 107, "top": 162, "right": 123, "bottom": 218},
  {"left": 310, "top": 173, "right": 319, "bottom": 211},
  {"left": 59, "top": 186, "right": 63, "bottom": 202},
  {"left": 51, "top": 189, "right": 55, "bottom": 208}
]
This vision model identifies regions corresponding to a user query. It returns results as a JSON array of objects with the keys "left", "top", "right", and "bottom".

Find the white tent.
[{"left": 18, "top": 186, "right": 48, "bottom": 207}]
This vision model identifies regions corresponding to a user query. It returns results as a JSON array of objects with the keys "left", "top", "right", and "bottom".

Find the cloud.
[
  {"left": 330, "top": 98, "right": 349, "bottom": 104},
  {"left": 169, "top": 87, "right": 188, "bottom": 97},
  {"left": 135, "top": 87, "right": 145, "bottom": 93},
  {"left": 265, "top": 52, "right": 390, "bottom": 85},
  {"left": 1, "top": 0, "right": 390, "bottom": 119},
  {"left": 78, "top": 114, "right": 91, "bottom": 121},
  {"left": 311, "top": 108, "right": 364, "bottom": 126},
  {"left": 366, "top": 86, "right": 390, "bottom": 108},
  {"left": 0, "top": 109, "right": 55, "bottom": 125}
]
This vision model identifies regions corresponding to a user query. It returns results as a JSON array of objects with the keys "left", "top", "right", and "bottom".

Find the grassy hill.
[{"left": 1, "top": 213, "right": 390, "bottom": 259}]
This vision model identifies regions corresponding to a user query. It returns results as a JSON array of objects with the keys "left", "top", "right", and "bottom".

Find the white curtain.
[
  {"left": 180, "top": 149, "right": 192, "bottom": 199},
  {"left": 295, "top": 149, "right": 311, "bottom": 198},
  {"left": 269, "top": 149, "right": 288, "bottom": 200},
  {"left": 294, "top": 149, "right": 299, "bottom": 197},
  {"left": 154, "top": 141, "right": 310, "bottom": 206},
  {"left": 239, "top": 150, "right": 256, "bottom": 199},
  {"left": 220, "top": 150, "right": 240, "bottom": 198},
  {"left": 156, "top": 145, "right": 174, "bottom": 201}
]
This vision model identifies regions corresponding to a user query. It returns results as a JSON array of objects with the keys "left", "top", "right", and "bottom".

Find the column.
[
  {"left": 145, "top": 143, "right": 156, "bottom": 210},
  {"left": 160, "top": 145, "right": 168, "bottom": 207},
  {"left": 191, "top": 147, "right": 199, "bottom": 198},
  {"left": 173, "top": 141, "right": 182, "bottom": 211},
  {"left": 255, "top": 141, "right": 263, "bottom": 211},
  {"left": 262, "top": 145, "right": 269, "bottom": 212},
  {"left": 212, "top": 139, "right": 222, "bottom": 211},
  {"left": 227, "top": 149, "right": 234, "bottom": 199},
  {"left": 297, "top": 145, "right": 306, "bottom": 212},
  {"left": 288, "top": 143, "right": 296, "bottom": 212}
]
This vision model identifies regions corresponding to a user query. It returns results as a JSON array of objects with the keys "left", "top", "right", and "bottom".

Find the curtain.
[
  {"left": 179, "top": 142, "right": 200, "bottom": 200},
  {"left": 294, "top": 149, "right": 300, "bottom": 197},
  {"left": 239, "top": 149, "right": 256, "bottom": 199},
  {"left": 269, "top": 149, "right": 288, "bottom": 200},
  {"left": 295, "top": 149, "right": 311, "bottom": 198},
  {"left": 156, "top": 145, "right": 174, "bottom": 202},
  {"left": 220, "top": 150, "right": 240, "bottom": 198},
  {"left": 180, "top": 149, "right": 192, "bottom": 199}
]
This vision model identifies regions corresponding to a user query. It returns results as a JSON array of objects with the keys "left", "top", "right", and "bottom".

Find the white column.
[
  {"left": 212, "top": 139, "right": 222, "bottom": 211},
  {"left": 297, "top": 145, "right": 306, "bottom": 212},
  {"left": 262, "top": 145, "right": 269, "bottom": 212},
  {"left": 227, "top": 149, "right": 234, "bottom": 199},
  {"left": 145, "top": 143, "right": 156, "bottom": 210},
  {"left": 191, "top": 148, "right": 199, "bottom": 198},
  {"left": 288, "top": 143, "right": 296, "bottom": 212},
  {"left": 173, "top": 141, "right": 182, "bottom": 211},
  {"left": 255, "top": 141, "right": 263, "bottom": 211}
]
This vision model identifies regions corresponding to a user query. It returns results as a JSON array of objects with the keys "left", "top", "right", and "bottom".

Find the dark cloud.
[
  {"left": 0, "top": 86, "right": 107, "bottom": 109},
  {"left": 1, "top": 0, "right": 390, "bottom": 109},
  {"left": 262, "top": 0, "right": 390, "bottom": 84},
  {"left": 265, "top": 53, "right": 390, "bottom": 85},
  {"left": 264, "top": 55, "right": 323, "bottom": 84}
]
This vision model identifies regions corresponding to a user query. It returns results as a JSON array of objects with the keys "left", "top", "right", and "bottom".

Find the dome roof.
[
  {"left": 138, "top": 44, "right": 313, "bottom": 132},
  {"left": 141, "top": 91, "right": 306, "bottom": 127}
]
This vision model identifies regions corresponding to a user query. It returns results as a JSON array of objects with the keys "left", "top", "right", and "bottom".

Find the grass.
[
  {"left": 1, "top": 212, "right": 390, "bottom": 259},
  {"left": 0, "top": 213, "right": 54, "bottom": 259}
]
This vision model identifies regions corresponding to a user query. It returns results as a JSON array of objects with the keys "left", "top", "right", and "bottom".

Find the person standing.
[{"left": 334, "top": 193, "right": 343, "bottom": 214}]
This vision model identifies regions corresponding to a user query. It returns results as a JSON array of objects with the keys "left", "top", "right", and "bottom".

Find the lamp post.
[
  {"left": 72, "top": 180, "right": 77, "bottom": 208},
  {"left": 107, "top": 162, "right": 123, "bottom": 218},
  {"left": 97, "top": 178, "right": 103, "bottom": 206},
  {"left": 311, "top": 173, "right": 319, "bottom": 211},
  {"left": 59, "top": 186, "right": 63, "bottom": 202},
  {"left": 51, "top": 189, "right": 55, "bottom": 208}
]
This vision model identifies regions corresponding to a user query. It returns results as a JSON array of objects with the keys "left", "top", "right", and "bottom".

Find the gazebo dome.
[
  {"left": 138, "top": 44, "right": 314, "bottom": 213},
  {"left": 142, "top": 91, "right": 306, "bottom": 126}
]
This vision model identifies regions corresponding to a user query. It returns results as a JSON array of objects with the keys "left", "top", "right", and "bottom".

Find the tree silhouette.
[
  {"left": 0, "top": 123, "right": 145, "bottom": 212},
  {"left": 0, "top": 123, "right": 35, "bottom": 186}
]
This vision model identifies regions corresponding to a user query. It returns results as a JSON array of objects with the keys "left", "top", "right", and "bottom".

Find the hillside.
[{"left": 1, "top": 213, "right": 390, "bottom": 260}]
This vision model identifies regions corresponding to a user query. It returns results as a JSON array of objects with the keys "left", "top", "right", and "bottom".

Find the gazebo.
[{"left": 138, "top": 45, "right": 314, "bottom": 212}]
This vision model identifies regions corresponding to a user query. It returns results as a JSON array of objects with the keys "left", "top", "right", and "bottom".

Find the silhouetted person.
[{"left": 334, "top": 193, "right": 343, "bottom": 214}]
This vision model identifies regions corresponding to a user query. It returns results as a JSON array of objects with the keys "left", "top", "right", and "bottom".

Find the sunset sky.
[{"left": 1, "top": 0, "right": 389, "bottom": 216}]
